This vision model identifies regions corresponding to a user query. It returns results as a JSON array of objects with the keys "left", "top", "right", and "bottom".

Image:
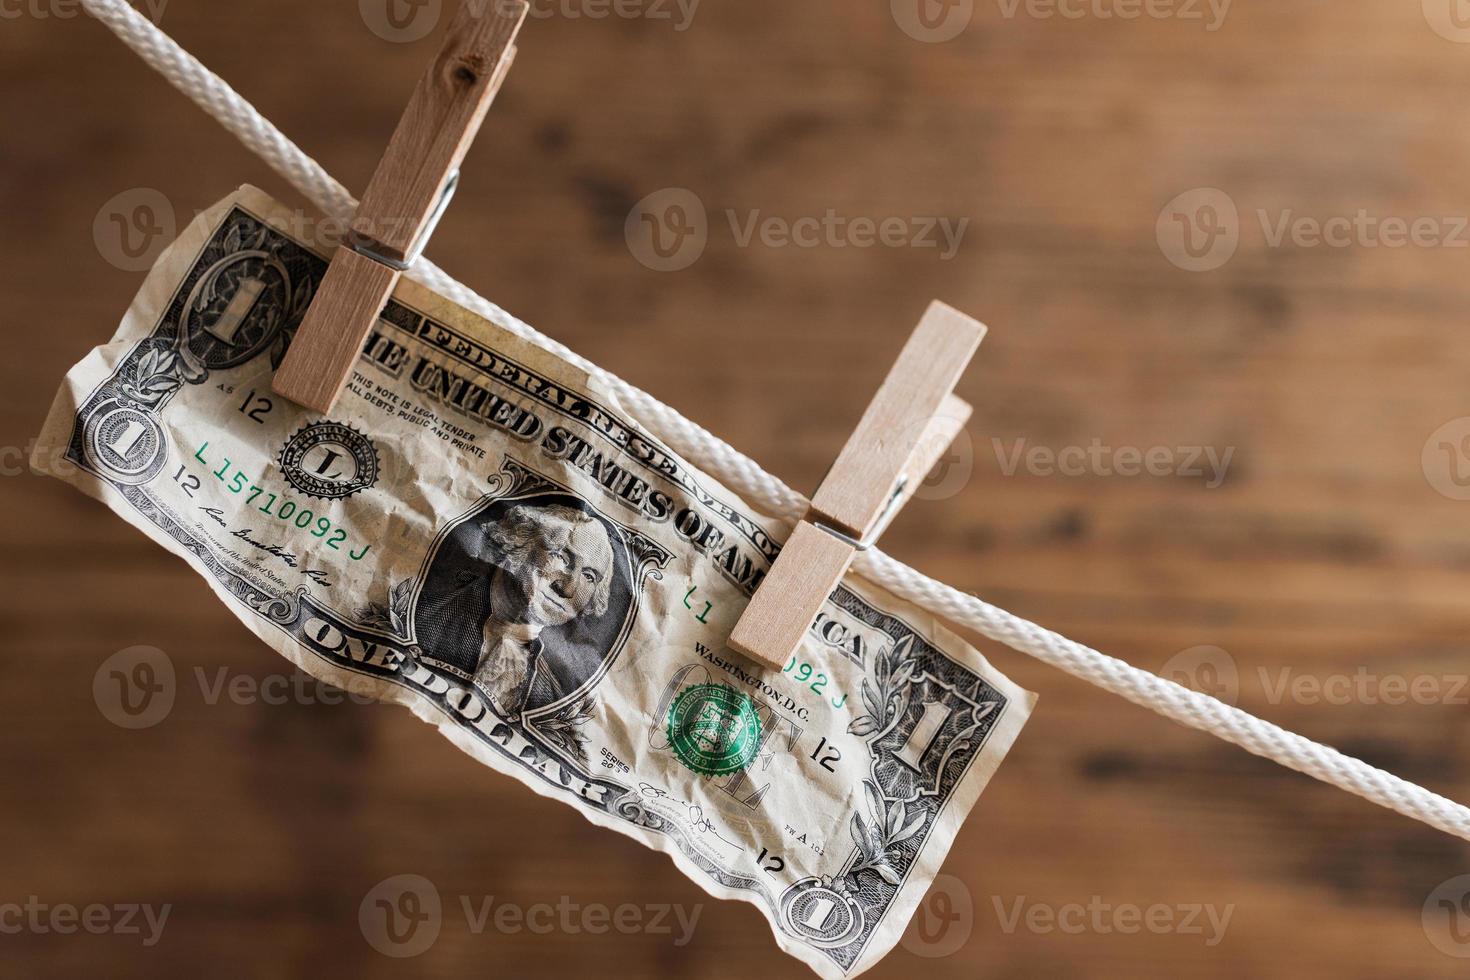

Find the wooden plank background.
[{"left": 5, "top": 0, "right": 1470, "bottom": 976}]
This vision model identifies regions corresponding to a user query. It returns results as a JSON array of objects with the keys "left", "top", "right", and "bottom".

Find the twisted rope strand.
[{"left": 80, "top": 0, "right": 1470, "bottom": 842}]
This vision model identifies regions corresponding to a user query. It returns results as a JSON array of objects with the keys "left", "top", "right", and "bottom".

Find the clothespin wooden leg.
[
  {"left": 272, "top": 0, "right": 529, "bottom": 414},
  {"left": 728, "top": 302, "right": 985, "bottom": 671}
]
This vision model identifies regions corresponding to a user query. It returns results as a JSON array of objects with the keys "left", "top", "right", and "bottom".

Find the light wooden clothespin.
[
  {"left": 728, "top": 301, "right": 985, "bottom": 671},
  {"left": 273, "top": 0, "right": 529, "bottom": 413}
]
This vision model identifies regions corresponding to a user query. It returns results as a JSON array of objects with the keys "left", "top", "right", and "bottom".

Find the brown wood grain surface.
[{"left": 5, "top": 1, "right": 1470, "bottom": 977}]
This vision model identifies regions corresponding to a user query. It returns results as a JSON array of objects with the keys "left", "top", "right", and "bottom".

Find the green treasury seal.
[{"left": 666, "top": 683, "right": 763, "bottom": 776}]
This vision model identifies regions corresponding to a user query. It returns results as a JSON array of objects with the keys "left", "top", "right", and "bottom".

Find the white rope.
[{"left": 80, "top": 0, "right": 1470, "bottom": 843}]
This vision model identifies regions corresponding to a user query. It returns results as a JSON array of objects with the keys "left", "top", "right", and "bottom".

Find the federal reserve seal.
[
  {"left": 666, "top": 683, "right": 762, "bottom": 776},
  {"left": 278, "top": 421, "right": 379, "bottom": 500}
]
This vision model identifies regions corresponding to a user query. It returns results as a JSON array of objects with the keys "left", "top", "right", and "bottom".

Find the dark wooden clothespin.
[
  {"left": 273, "top": 0, "right": 529, "bottom": 413},
  {"left": 728, "top": 301, "right": 985, "bottom": 671}
]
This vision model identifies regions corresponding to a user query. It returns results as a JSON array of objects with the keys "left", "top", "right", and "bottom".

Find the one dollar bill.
[{"left": 35, "top": 186, "right": 1034, "bottom": 978}]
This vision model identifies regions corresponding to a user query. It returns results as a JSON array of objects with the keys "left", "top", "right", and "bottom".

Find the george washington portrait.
[{"left": 412, "top": 495, "right": 633, "bottom": 717}]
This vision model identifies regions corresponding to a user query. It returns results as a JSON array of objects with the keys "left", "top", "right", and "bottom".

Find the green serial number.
[{"left": 177, "top": 441, "right": 371, "bottom": 561}]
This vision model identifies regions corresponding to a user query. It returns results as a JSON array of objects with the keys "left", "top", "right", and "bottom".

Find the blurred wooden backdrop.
[{"left": 5, "top": 0, "right": 1470, "bottom": 976}]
